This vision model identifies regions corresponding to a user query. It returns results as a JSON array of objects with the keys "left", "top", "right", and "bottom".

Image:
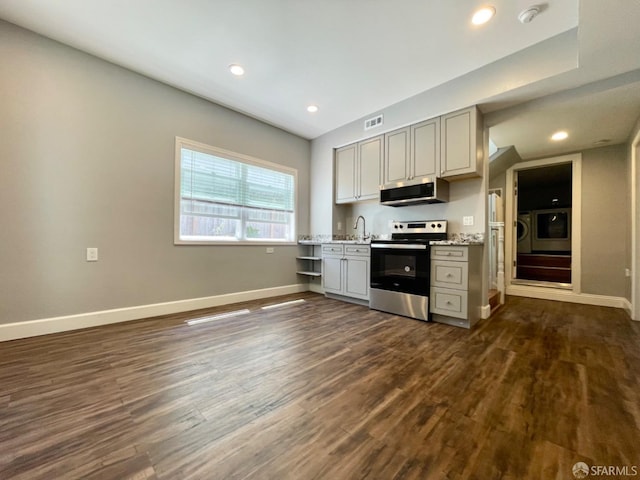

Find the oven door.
[{"left": 370, "top": 243, "right": 430, "bottom": 296}]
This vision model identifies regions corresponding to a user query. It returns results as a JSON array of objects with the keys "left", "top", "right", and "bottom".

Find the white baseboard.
[
  {"left": 480, "top": 304, "right": 491, "bottom": 319},
  {"left": 506, "top": 284, "right": 629, "bottom": 309},
  {"left": 0, "top": 284, "right": 310, "bottom": 342},
  {"left": 308, "top": 283, "right": 324, "bottom": 294},
  {"left": 622, "top": 298, "right": 635, "bottom": 319}
]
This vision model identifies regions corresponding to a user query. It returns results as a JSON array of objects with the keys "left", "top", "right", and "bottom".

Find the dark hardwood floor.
[{"left": 1, "top": 293, "right": 639, "bottom": 479}]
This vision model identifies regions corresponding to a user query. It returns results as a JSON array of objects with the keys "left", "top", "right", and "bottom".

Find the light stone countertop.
[
  {"left": 430, "top": 240, "right": 484, "bottom": 246},
  {"left": 300, "top": 232, "right": 483, "bottom": 246}
]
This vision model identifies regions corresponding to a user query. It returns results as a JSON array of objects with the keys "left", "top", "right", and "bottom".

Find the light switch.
[
  {"left": 463, "top": 216, "right": 474, "bottom": 226},
  {"left": 86, "top": 247, "right": 98, "bottom": 262}
]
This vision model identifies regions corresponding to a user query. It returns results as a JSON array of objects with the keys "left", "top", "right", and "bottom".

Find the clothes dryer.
[{"left": 517, "top": 213, "right": 532, "bottom": 254}]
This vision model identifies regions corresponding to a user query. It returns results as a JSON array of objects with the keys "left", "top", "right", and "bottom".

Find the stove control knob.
[
  {"left": 399, "top": 225, "right": 404, "bottom": 229},
  {"left": 431, "top": 223, "right": 436, "bottom": 229},
  {"left": 437, "top": 223, "right": 442, "bottom": 228}
]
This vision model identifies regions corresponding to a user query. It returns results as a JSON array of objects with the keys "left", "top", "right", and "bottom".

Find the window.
[{"left": 175, "top": 138, "right": 296, "bottom": 244}]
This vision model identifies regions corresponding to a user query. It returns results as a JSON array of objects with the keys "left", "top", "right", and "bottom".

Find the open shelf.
[
  {"left": 296, "top": 271, "right": 322, "bottom": 277},
  {"left": 297, "top": 243, "right": 322, "bottom": 279}
]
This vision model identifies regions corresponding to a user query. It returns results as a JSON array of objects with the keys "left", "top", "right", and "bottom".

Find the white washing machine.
[{"left": 517, "top": 213, "right": 531, "bottom": 253}]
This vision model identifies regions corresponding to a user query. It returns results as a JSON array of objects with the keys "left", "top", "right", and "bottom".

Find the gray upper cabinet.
[
  {"left": 358, "top": 135, "right": 383, "bottom": 200},
  {"left": 411, "top": 117, "right": 440, "bottom": 180},
  {"left": 335, "top": 135, "right": 382, "bottom": 203},
  {"left": 384, "top": 118, "right": 439, "bottom": 187},
  {"left": 335, "top": 143, "right": 356, "bottom": 203},
  {"left": 384, "top": 127, "right": 409, "bottom": 185},
  {"left": 339, "top": 105, "right": 482, "bottom": 203},
  {"left": 440, "top": 106, "right": 483, "bottom": 179}
]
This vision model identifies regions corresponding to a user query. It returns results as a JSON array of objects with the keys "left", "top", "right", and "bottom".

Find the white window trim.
[{"left": 174, "top": 137, "right": 298, "bottom": 246}]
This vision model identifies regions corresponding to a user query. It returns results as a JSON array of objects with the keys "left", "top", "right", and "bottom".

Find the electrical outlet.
[
  {"left": 86, "top": 247, "right": 98, "bottom": 262},
  {"left": 463, "top": 216, "right": 474, "bottom": 226},
  {"left": 337, "top": 221, "right": 342, "bottom": 231},
  {"left": 625, "top": 268, "right": 631, "bottom": 277},
  {"left": 266, "top": 247, "right": 275, "bottom": 254}
]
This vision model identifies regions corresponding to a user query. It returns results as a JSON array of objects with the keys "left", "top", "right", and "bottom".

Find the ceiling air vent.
[{"left": 364, "top": 114, "right": 383, "bottom": 131}]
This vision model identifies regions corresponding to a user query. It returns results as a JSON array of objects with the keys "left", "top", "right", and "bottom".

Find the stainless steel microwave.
[{"left": 380, "top": 178, "right": 449, "bottom": 206}]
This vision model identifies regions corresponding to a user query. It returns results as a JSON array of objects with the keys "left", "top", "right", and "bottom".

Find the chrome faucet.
[{"left": 353, "top": 215, "right": 369, "bottom": 240}]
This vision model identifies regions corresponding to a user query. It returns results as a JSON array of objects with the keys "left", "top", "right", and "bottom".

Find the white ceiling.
[
  {"left": 488, "top": 71, "right": 640, "bottom": 159},
  {"left": 1, "top": 0, "right": 639, "bottom": 160},
  {"left": 0, "top": 0, "right": 579, "bottom": 139}
]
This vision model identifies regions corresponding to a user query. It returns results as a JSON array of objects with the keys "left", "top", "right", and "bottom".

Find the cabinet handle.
[{"left": 446, "top": 273, "right": 453, "bottom": 278}]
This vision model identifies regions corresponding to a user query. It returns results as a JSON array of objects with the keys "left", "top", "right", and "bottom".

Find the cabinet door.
[
  {"left": 430, "top": 287, "right": 468, "bottom": 319},
  {"left": 411, "top": 118, "right": 439, "bottom": 180},
  {"left": 322, "top": 256, "right": 343, "bottom": 294},
  {"left": 383, "top": 127, "right": 409, "bottom": 185},
  {"left": 431, "top": 260, "right": 468, "bottom": 290},
  {"left": 335, "top": 144, "right": 356, "bottom": 203},
  {"left": 440, "top": 106, "right": 480, "bottom": 178},
  {"left": 344, "top": 256, "right": 369, "bottom": 300},
  {"left": 358, "top": 135, "right": 382, "bottom": 200}
]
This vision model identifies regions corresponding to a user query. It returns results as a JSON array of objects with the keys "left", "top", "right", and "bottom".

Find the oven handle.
[{"left": 371, "top": 243, "right": 427, "bottom": 250}]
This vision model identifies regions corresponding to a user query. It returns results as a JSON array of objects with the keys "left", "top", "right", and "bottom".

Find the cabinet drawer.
[
  {"left": 431, "top": 260, "right": 468, "bottom": 289},
  {"left": 344, "top": 245, "right": 370, "bottom": 256},
  {"left": 322, "top": 244, "right": 344, "bottom": 255},
  {"left": 430, "top": 287, "right": 468, "bottom": 319},
  {"left": 431, "top": 246, "right": 468, "bottom": 261}
]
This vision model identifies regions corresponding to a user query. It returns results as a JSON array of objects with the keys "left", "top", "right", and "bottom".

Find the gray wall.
[
  {"left": 489, "top": 146, "right": 522, "bottom": 196},
  {"left": 581, "top": 144, "right": 628, "bottom": 296},
  {"left": 0, "top": 21, "right": 310, "bottom": 324},
  {"left": 343, "top": 179, "right": 485, "bottom": 238}
]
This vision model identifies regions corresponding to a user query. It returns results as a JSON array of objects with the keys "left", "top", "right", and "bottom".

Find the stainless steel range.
[{"left": 370, "top": 220, "right": 447, "bottom": 321}]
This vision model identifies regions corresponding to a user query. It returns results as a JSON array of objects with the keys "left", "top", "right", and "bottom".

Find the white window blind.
[{"left": 176, "top": 139, "right": 296, "bottom": 243}]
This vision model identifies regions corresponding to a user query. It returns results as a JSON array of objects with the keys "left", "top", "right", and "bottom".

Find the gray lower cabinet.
[
  {"left": 430, "top": 245, "right": 482, "bottom": 328},
  {"left": 322, "top": 244, "right": 370, "bottom": 302}
]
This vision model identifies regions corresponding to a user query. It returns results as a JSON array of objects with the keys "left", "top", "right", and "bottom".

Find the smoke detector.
[{"left": 518, "top": 5, "right": 541, "bottom": 23}]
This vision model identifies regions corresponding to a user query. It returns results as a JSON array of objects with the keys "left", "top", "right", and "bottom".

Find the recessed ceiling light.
[
  {"left": 472, "top": 6, "right": 496, "bottom": 25},
  {"left": 551, "top": 131, "right": 569, "bottom": 141},
  {"left": 307, "top": 105, "right": 319, "bottom": 113},
  {"left": 229, "top": 64, "right": 245, "bottom": 76}
]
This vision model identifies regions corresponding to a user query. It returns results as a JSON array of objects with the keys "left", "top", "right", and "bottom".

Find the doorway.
[
  {"left": 504, "top": 154, "right": 582, "bottom": 297},
  {"left": 515, "top": 163, "right": 572, "bottom": 285}
]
